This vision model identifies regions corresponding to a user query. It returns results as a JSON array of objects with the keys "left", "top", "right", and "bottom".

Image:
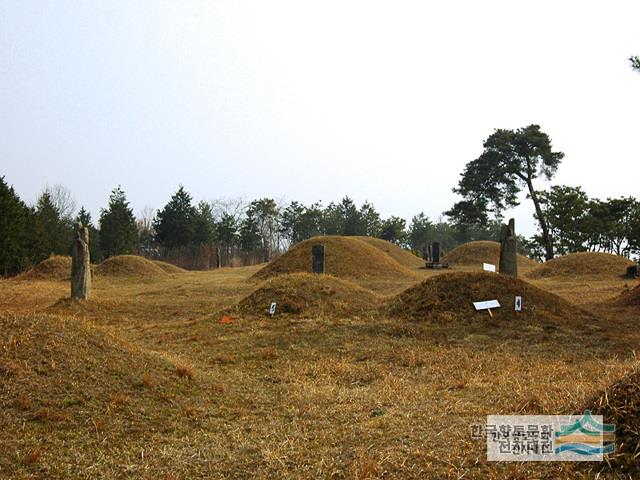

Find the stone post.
[
  {"left": 312, "top": 244, "right": 325, "bottom": 274},
  {"left": 432, "top": 242, "right": 441, "bottom": 264},
  {"left": 71, "top": 222, "right": 91, "bottom": 301},
  {"left": 499, "top": 218, "right": 518, "bottom": 277}
]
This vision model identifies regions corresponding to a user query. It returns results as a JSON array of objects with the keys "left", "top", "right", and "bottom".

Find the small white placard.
[
  {"left": 473, "top": 299, "right": 500, "bottom": 311},
  {"left": 515, "top": 296, "right": 522, "bottom": 312},
  {"left": 269, "top": 302, "right": 277, "bottom": 316},
  {"left": 483, "top": 263, "right": 496, "bottom": 273}
]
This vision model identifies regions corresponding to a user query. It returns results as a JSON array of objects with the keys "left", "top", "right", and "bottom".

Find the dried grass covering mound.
[
  {"left": 613, "top": 284, "right": 640, "bottom": 307},
  {"left": 582, "top": 368, "right": 640, "bottom": 474},
  {"left": 239, "top": 273, "right": 381, "bottom": 317},
  {"left": 354, "top": 236, "right": 424, "bottom": 268},
  {"left": 95, "top": 255, "right": 168, "bottom": 280},
  {"left": 18, "top": 255, "right": 71, "bottom": 281},
  {"left": 527, "top": 252, "right": 635, "bottom": 279},
  {"left": 388, "top": 271, "right": 590, "bottom": 323},
  {"left": 152, "top": 260, "right": 186, "bottom": 274},
  {"left": 252, "top": 236, "right": 419, "bottom": 283},
  {"left": 0, "top": 313, "right": 199, "bottom": 474},
  {"left": 443, "top": 240, "right": 537, "bottom": 269}
]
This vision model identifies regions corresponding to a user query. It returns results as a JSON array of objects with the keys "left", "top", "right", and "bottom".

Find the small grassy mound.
[
  {"left": 151, "top": 260, "right": 186, "bottom": 274},
  {"left": 527, "top": 252, "right": 635, "bottom": 279},
  {"left": 388, "top": 271, "right": 590, "bottom": 323},
  {"left": 95, "top": 255, "right": 168, "bottom": 280},
  {"left": 354, "top": 236, "right": 424, "bottom": 268},
  {"left": 252, "top": 236, "right": 418, "bottom": 283},
  {"left": 238, "top": 273, "right": 381, "bottom": 318},
  {"left": 18, "top": 256, "right": 72, "bottom": 281},
  {"left": 443, "top": 240, "right": 537, "bottom": 269},
  {"left": 0, "top": 313, "right": 201, "bottom": 474},
  {"left": 582, "top": 368, "right": 640, "bottom": 475},
  {"left": 613, "top": 284, "right": 640, "bottom": 307}
]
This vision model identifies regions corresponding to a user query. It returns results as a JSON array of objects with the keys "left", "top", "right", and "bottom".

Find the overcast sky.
[{"left": 1, "top": 1, "right": 639, "bottom": 236}]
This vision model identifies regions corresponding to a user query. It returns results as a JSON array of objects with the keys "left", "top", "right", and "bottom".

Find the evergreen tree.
[
  {"left": 99, "top": 186, "right": 138, "bottom": 257},
  {"left": 192, "top": 201, "right": 216, "bottom": 245},
  {"left": 239, "top": 210, "right": 261, "bottom": 251},
  {"left": 33, "top": 191, "right": 73, "bottom": 258},
  {"left": 408, "top": 212, "right": 433, "bottom": 256},
  {"left": 217, "top": 212, "right": 239, "bottom": 250},
  {"left": 338, "top": 197, "right": 362, "bottom": 235},
  {"left": 0, "top": 177, "right": 33, "bottom": 275},
  {"left": 379, "top": 216, "right": 407, "bottom": 245},
  {"left": 154, "top": 186, "right": 197, "bottom": 248},
  {"left": 359, "top": 201, "right": 381, "bottom": 237}
]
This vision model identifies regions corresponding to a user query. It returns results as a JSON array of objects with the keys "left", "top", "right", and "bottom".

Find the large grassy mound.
[
  {"left": 613, "top": 284, "right": 640, "bottom": 307},
  {"left": 527, "top": 252, "right": 635, "bottom": 279},
  {"left": 387, "top": 271, "right": 591, "bottom": 323},
  {"left": 252, "top": 236, "right": 419, "bottom": 283},
  {"left": 443, "top": 240, "right": 537, "bottom": 269},
  {"left": 354, "top": 236, "right": 424, "bottom": 268},
  {"left": 151, "top": 259, "right": 186, "bottom": 274},
  {"left": 239, "top": 273, "right": 381, "bottom": 318},
  {"left": 95, "top": 255, "right": 168, "bottom": 280},
  {"left": 0, "top": 313, "right": 201, "bottom": 476},
  {"left": 17, "top": 256, "right": 72, "bottom": 281}
]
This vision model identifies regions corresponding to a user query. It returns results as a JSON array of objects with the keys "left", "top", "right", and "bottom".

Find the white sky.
[{"left": 1, "top": 1, "right": 639, "bottom": 236}]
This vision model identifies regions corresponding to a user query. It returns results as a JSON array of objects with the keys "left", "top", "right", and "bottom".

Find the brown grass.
[
  {"left": 613, "top": 284, "right": 640, "bottom": 306},
  {"left": 151, "top": 260, "right": 186, "bottom": 274},
  {"left": 527, "top": 251, "right": 635, "bottom": 279},
  {"left": 252, "top": 236, "right": 419, "bottom": 285},
  {"left": 1, "top": 255, "right": 639, "bottom": 478},
  {"left": 238, "top": 272, "right": 382, "bottom": 318},
  {"left": 17, "top": 255, "right": 72, "bottom": 281},
  {"left": 443, "top": 240, "right": 537, "bottom": 269},
  {"left": 354, "top": 236, "right": 425, "bottom": 268}
]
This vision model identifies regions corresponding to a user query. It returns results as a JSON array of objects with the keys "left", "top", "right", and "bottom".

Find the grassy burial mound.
[
  {"left": 238, "top": 273, "right": 382, "bottom": 318},
  {"left": 582, "top": 368, "right": 640, "bottom": 475},
  {"left": 151, "top": 259, "right": 186, "bottom": 274},
  {"left": 527, "top": 252, "right": 635, "bottom": 279},
  {"left": 252, "top": 236, "right": 419, "bottom": 283},
  {"left": 17, "top": 255, "right": 72, "bottom": 281},
  {"left": 387, "top": 271, "right": 590, "bottom": 323},
  {"left": 0, "top": 313, "right": 201, "bottom": 475},
  {"left": 354, "top": 236, "right": 424, "bottom": 268},
  {"left": 94, "top": 255, "right": 169, "bottom": 280},
  {"left": 442, "top": 240, "right": 537, "bottom": 269},
  {"left": 613, "top": 284, "right": 640, "bottom": 307}
]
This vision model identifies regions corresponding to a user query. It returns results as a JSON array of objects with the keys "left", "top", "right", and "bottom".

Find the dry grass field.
[{"left": 1, "top": 241, "right": 639, "bottom": 479}]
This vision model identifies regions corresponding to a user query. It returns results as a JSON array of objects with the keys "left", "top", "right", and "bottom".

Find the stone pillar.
[
  {"left": 432, "top": 242, "right": 441, "bottom": 264},
  {"left": 499, "top": 218, "right": 518, "bottom": 278},
  {"left": 312, "top": 244, "right": 325, "bottom": 274},
  {"left": 71, "top": 223, "right": 91, "bottom": 301}
]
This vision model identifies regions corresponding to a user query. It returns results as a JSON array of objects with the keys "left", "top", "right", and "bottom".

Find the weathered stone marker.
[
  {"left": 312, "top": 244, "right": 325, "bottom": 274},
  {"left": 627, "top": 264, "right": 639, "bottom": 279},
  {"left": 499, "top": 218, "right": 518, "bottom": 278},
  {"left": 71, "top": 222, "right": 91, "bottom": 301},
  {"left": 432, "top": 242, "right": 441, "bottom": 264}
]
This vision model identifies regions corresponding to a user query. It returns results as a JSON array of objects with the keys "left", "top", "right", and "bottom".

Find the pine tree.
[
  {"left": 0, "top": 177, "right": 32, "bottom": 275},
  {"left": 33, "top": 191, "right": 73, "bottom": 259},
  {"left": 154, "top": 186, "right": 197, "bottom": 248},
  {"left": 99, "top": 186, "right": 138, "bottom": 258}
]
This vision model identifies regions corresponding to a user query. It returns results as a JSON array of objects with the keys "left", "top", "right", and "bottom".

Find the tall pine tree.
[
  {"left": 154, "top": 186, "right": 197, "bottom": 249},
  {"left": 99, "top": 186, "right": 138, "bottom": 258},
  {"left": 0, "top": 177, "right": 33, "bottom": 275}
]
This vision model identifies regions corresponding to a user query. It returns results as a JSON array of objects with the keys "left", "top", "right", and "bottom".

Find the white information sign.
[
  {"left": 483, "top": 263, "right": 496, "bottom": 273},
  {"left": 515, "top": 296, "right": 522, "bottom": 312},
  {"left": 473, "top": 299, "right": 500, "bottom": 311},
  {"left": 269, "top": 302, "right": 277, "bottom": 316}
]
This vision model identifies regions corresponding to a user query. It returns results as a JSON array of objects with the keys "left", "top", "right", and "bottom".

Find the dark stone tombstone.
[
  {"left": 499, "top": 218, "right": 518, "bottom": 278},
  {"left": 627, "top": 265, "right": 639, "bottom": 279},
  {"left": 71, "top": 222, "right": 91, "bottom": 301},
  {"left": 312, "top": 244, "right": 325, "bottom": 274},
  {"left": 432, "top": 242, "right": 441, "bottom": 264}
]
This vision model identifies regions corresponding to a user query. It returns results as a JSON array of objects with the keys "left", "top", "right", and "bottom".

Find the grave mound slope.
[
  {"left": 238, "top": 273, "right": 382, "bottom": 317},
  {"left": 443, "top": 241, "right": 537, "bottom": 269},
  {"left": 387, "top": 271, "right": 591, "bottom": 323},
  {"left": 252, "top": 236, "right": 419, "bottom": 282},
  {"left": 582, "top": 368, "right": 640, "bottom": 474},
  {"left": 0, "top": 313, "right": 199, "bottom": 466},
  {"left": 527, "top": 252, "right": 635, "bottom": 279},
  {"left": 612, "top": 284, "right": 640, "bottom": 307},
  {"left": 151, "top": 260, "right": 186, "bottom": 274},
  {"left": 354, "top": 236, "right": 424, "bottom": 268},
  {"left": 95, "top": 255, "right": 168, "bottom": 280},
  {"left": 17, "top": 255, "right": 72, "bottom": 281}
]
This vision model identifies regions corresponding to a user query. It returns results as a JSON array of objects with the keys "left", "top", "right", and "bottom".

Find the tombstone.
[
  {"left": 312, "top": 244, "right": 325, "bottom": 274},
  {"left": 215, "top": 246, "right": 221, "bottom": 269},
  {"left": 627, "top": 264, "right": 639, "bottom": 279},
  {"left": 432, "top": 242, "right": 441, "bottom": 264},
  {"left": 499, "top": 218, "right": 518, "bottom": 278},
  {"left": 71, "top": 222, "right": 91, "bottom": 301}
]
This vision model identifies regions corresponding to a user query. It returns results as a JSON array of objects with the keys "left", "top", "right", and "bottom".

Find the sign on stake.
[
  {"left": 473, "top": 299, "right": 500, "bottom": 318},
  {"left": 269, "top": 302, "right": 277, "bottom": 317},
  {"left": 483, "top": 263, "right": 496, "bottom": 273},
  {"left": 515, "top": 296, "right": 522, "bottom": 312}
]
